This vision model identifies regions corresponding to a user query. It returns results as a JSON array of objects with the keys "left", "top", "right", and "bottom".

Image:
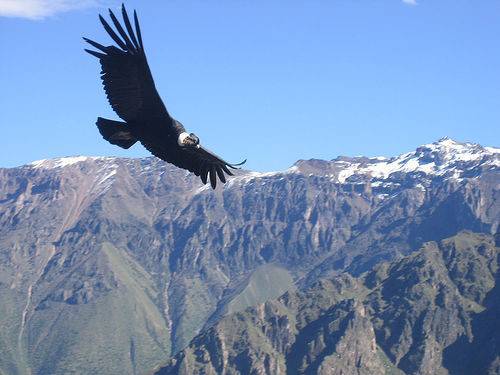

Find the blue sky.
[{"left": 1, "top": 0, "right": 499, "bottom": 171}]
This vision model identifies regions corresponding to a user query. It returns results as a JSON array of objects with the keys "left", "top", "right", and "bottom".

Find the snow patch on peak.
[
  {"left": 222, "top": 138, "right": 498, "bottom": 188},
  {"left": 485, "top": 147, "right": 499, "bottom": 153},
  {"left": 222, "top": 165, "right": 300, "bottom": 190},
  {"left": 427, "top": 137, "right": 497, "bottom": 152},
  {"left": 331, "top": 138, "right": 499, "bottom": 183},
  {"left": 31, "top": 156, "right": 90, "bottom": 168},
  {"left": 420, "top": 138, "right": 499, "bottom": 163},
  {"left": 29, "top": 156, "right": 117, "bottom": 169},
  {"left": 280, "top": 138, "right": 498, "bottom": 185},
  {"left": 27, "top": 156, "right": 121, "bottom": 194},
  {"left": 435, "top": 136, "right": 454, "bottom": 144}
]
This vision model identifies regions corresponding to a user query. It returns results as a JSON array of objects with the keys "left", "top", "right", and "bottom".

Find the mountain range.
[{"left": 0, "top": 137, "right": 498, "bottom": 374}]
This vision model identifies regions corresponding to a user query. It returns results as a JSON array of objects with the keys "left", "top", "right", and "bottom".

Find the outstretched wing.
[
  {"left": 143, "top": 140, "right": 245, "bottom": 189},
  {"left": 182, "top": 145, "right": 246, "bottom": 189},
  {"left": 84, "top": 4, "right": 170, "bottom": 124}
]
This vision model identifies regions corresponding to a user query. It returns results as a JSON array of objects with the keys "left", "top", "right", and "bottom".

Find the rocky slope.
[
  {"left": 156, "top": 231, "right": 499, "bottom": 375},
  {"left": 0, "top": 138, "right": 498, "bottom": 374}
]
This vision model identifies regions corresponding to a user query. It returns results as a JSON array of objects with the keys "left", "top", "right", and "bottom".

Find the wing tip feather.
[
  {"left": 216, "top": 167, "right": 226, "bottom": 184},
  {"left": 84, "top": 48, "right": 105, "bottom": 58},
  {"left": 209, "top": 168, "right": 217, "bottom": 189},
  {"left": 228, "top": 159, "right": 247, "bottom": 169}
]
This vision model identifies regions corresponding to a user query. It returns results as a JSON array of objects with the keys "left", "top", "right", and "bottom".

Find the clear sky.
[{"left": 1, "top": 0, "right": 499, "bottom": 171}]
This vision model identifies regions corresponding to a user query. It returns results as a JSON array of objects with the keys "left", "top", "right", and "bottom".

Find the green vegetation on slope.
[
  {"left": 0, "top": 285, "right": 29, "bottom": 374},
  {"left": 157, "top": 231, "right": 499, "bottom": 375},
  {"left": 228, "top": 264, "right": 295, "bottom": 314},
  {"left": 25, "top": 243, "right": 170, "bottom": 375}
]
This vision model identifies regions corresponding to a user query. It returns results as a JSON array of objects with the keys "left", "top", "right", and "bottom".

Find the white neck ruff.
[{"left": 178, "top": 132, "right": 189, "bottom": 146}]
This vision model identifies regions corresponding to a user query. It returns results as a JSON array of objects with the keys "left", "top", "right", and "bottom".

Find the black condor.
[{"left": 84, "top": 4, "right": 245, "bottom": 189}]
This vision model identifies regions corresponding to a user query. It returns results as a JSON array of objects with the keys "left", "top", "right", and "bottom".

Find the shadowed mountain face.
[
  {"left": 156, "top": 232, "right": 499, "bottom": 375},
  {"left": 0, "top": 138, "right": 498, "bottom": 374}
]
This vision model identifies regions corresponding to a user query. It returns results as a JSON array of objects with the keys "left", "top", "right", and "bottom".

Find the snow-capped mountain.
[
  {"left": 1, "top": 138, "right": 498, "bottom": 374},
  {"left": 26, "top": 137, "right": 499, "bottom": 189},
  {"left": 200, "top": 137, "right": 499, "bottom": 193},
  {"left": 292, "top": 137, "right": 499, "bottom": 183}
]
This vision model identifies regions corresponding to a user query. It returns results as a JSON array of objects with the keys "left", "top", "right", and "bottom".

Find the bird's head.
[{"left": 178, "top": 132, "right": 200, "bottom": 147}]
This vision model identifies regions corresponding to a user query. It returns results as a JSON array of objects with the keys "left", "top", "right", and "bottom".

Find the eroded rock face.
[
  {"left": 0, "top": 138, "right": 498, "bottom": 374},
  {"left": 156, "top": 232, "right": 498, "bottom": 375}
]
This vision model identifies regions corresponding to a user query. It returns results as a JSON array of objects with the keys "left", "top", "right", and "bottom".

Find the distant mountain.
[
  {"left": 0, "top": 138, "right": 498, "bottom": 374},
  {"left": 295, "top": 136, "right": 499, "bottom": 182}
]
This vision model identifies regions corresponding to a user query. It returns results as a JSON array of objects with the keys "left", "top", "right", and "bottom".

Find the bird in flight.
[{"left": 84, "top": 4, "right": 245, "bottom": 189}]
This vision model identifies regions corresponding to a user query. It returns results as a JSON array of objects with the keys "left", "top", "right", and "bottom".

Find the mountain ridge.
[
  {"left": 0, "top": 137, "right": 498, "bottom": 374},
  {"left": 23, "top": 137, "right": 499, "bottom": 182}
]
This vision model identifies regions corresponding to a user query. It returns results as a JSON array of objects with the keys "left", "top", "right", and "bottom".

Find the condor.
[{"left": 84, "top": 4, "right": 245, "bottom": 189}]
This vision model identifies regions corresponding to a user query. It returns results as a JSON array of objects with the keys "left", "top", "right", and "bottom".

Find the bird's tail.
[{"left": 96, "top": 117, "right": 137, "bottom": 149}]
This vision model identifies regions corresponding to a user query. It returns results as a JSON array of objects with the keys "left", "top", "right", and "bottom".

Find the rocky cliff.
[{"left": 156, "top": 232, "right": 499, "bottom": 374}]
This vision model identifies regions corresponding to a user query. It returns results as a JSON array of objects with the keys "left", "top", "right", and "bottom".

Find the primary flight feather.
[{"left": 84, "top": 4, "right": 245, "bottom": 189}]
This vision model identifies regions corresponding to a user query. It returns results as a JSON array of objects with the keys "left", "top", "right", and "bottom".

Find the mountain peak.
[
  {"left": 29, "top": 156, "right": 117, "bottom": 169},
  {"left": 293, "top": 138, "right": 499, "bottom": 184},
  {"left": 427, "top": 136, "right": 476, "bottom": 150},
  {"left": 436, "top": 135, "right": 453, "bottom": 143},
  {"left": 421, "top": 137, "right": 500, "bottom": 157}
]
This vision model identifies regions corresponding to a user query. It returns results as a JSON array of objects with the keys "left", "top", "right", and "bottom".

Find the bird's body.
[{"left": 84, "top": 4, "right": 245, "bottom": 189}]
